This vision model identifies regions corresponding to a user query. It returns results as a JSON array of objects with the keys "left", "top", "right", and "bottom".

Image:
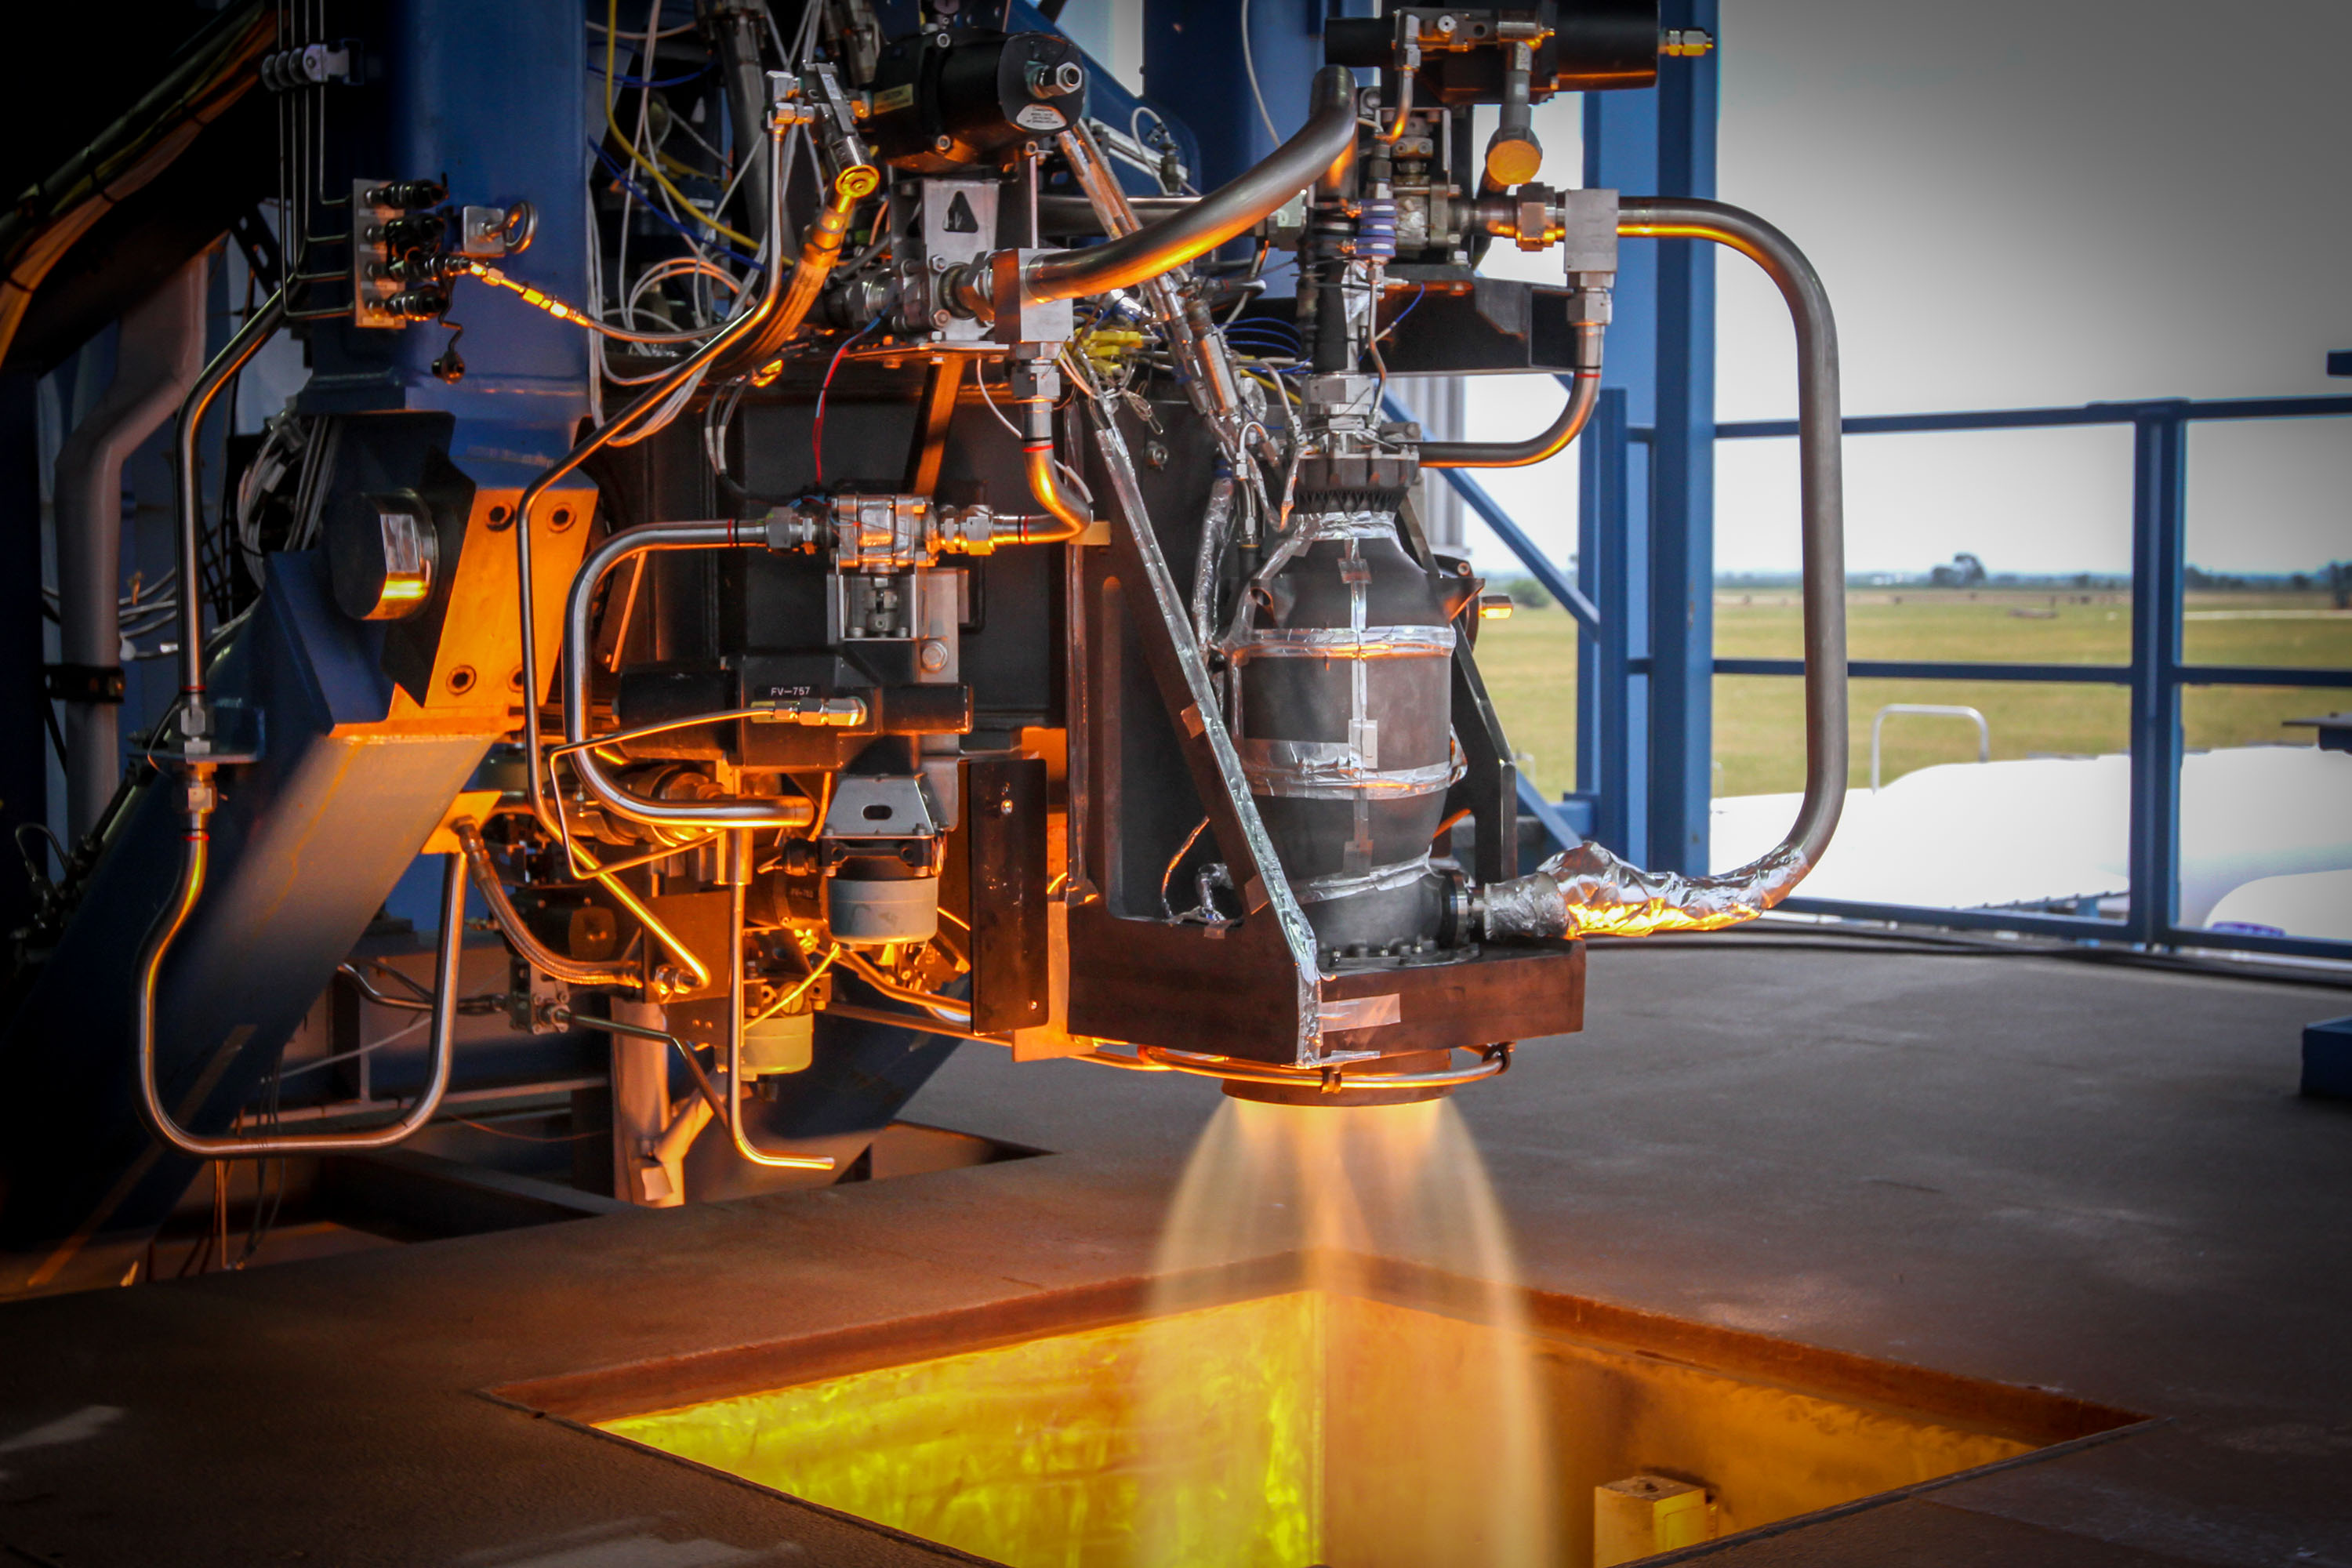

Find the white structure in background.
[
  {"left": 1388, "top": 376, "right": 1466, "bottom": 551},
  {"left": 1711, "top": 746, "right": 2352, "bottom": 941}
]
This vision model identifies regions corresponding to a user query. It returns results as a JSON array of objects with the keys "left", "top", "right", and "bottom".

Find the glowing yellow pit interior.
[{"left": 598, "top": 1283, "right": 2090, "bottom": 1568}]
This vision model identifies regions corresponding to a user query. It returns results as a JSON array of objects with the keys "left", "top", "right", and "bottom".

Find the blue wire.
[
  {"left": 588, "top": 141, "right": 763, "bottom": 270},
  {"left": 589, "top": 62, "right": 713, "bottom": 89},
  {"left": 1377, "top": 282, "right": 1428, "bottom": 341}
]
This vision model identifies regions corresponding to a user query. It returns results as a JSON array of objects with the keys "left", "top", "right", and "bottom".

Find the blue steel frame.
[{"left": 1446, "top": 389, "right": 2352, "bottom": 962}]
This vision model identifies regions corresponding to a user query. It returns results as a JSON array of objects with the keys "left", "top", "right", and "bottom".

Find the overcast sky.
[{"left": 1458, "top": 0, "right": 2352, "bottom": 577}]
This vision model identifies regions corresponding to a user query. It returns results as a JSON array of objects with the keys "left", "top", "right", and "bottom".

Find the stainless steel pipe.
[
  {"left": 722, "top": 830, "right": 835, "bottom": 1171},
  {"left": 560, "top": 520, "right": 817, "bottom": 832},
  {"left": 454, "top": 821, "right": 639, "bottom": 987},
  {"left": 1483, "top": 196, "right": 1846, "bottom": 936},
  {"left": 1419, "top": 325, "right": 1602, "bottom": 468},
  {"left": 136, "top": 851, "right": 463, "bottom": 1157},
  {"left": 1620, "top": 195, "right": 1846, "bottom": 882},
  {"left": 170, "top": 285, "right": 286, "bottom": 736},
  {"left": 1018, "top": 64, "right": 1359, "bottom": 303}
]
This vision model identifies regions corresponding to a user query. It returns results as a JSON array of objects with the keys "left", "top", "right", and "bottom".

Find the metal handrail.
[{"left": 1871, "top": 704, "right": 1989, "bottom": 791}]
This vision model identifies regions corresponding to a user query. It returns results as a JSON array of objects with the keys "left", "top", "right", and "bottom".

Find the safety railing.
[
  {"left": 1871, "top": 704, "right": 1987, "bottom": 792},
  {"left": 1410, "top": 386, "right": 2352, "bottom": 962}
]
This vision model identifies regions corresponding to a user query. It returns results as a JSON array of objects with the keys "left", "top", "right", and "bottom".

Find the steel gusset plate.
[{"left": 1065, "top": 408, "right": 1328, "bottom": 1066}]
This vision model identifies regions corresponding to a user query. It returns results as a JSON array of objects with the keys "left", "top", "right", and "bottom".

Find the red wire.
[{"left": 811, "top": 316, "right": 885, "bottom": 486}]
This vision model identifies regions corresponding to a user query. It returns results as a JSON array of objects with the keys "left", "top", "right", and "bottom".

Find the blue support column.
[
  {"left": 1584, "top": 0, "right": 1718, "bottom": 874},
  {"left": 1643, "top": 0, "right": 1719, "bottom": 875},
  {"left": 391, "top": 0, "right": 589, "bottom": 434},
  {"left": 2127, "top": 404, "right": 2187, "bottom": 946},
  {"left": 1579, "top": 389, "right": 1641, "bottom": 859}
]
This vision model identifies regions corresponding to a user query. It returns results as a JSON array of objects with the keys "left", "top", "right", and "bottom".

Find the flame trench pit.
[{"left": 577, "top": 1102, "right": 2141, "bottom": 1567}]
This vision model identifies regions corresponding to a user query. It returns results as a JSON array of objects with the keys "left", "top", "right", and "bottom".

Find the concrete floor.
[{"left": 0, "top": 935, "right": 2347, "bottom": 1566}]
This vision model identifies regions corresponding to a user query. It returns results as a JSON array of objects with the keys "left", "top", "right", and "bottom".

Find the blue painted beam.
[
  {"left": 1717, "top": 659, "right": 2350, "bottom": 689},
  {"left": 1142, "top": 0, "right": 1320, "bottom": 191},
  {"left": 1581, "top": 388, "right": 1639, "bottom": 856},
  {"left": 1697, "top": 394, "right": 2352, "bottom": 441},
  {"left": 1716, "top": 658, "right": 2133, "bottom": 685},
  {"left": 2126, "top": 406, "right": 2189, "bottom": 947},
  {"left": 1515, "top": 772, "right": 1583, "bottom": 855},
  {"left": 1642, "top": 0, "right": 1720, "bottom": 878}
]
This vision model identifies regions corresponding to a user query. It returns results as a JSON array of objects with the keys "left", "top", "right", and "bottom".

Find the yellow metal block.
[
  {"left": 1595, "top": 1474, "right": 1715, "bottom": 1566},
  {"left": 1011, "top": 898, "right": 1091, "bottom": 1060},
  {"left": 419, "top": 790, "right": 503, "bottom": 855},
  {"left": 333, "top": 481, "right": 597, "bottom": 739}
]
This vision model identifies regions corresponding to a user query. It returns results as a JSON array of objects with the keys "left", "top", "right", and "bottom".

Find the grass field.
[{"left": 1473, "top": 589, "right": 2352, "bottom": 798}]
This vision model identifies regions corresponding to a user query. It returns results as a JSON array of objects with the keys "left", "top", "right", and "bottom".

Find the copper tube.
[
  {"left": 455, "top": 821, "right": 640, "bottom": 989},
  {"left": 1017, "top": 443, "right": 1090, "bottom": 543},
  {"left": 834, "top": 949, "right": 972, "bottom": 1027},
  {"left": 723, "top": 831, "right": 836, "bottom": 1171},
  {"left": 576, "top": 852, "right": 713, "bottom": 993},
  {"left": 734, "top": 166, "right": 879, "bottom": 372}
]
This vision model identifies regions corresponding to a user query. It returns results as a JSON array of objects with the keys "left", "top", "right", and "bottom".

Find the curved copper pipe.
[
  {"left": 1016, "top": 444, "right": 1090, "bottom": 543},
  {"left": 728, "top": 165, "right": 878, "bottom": 374},
  {"left": 454, "top": 821, "right": 639, "bottom": 989}
]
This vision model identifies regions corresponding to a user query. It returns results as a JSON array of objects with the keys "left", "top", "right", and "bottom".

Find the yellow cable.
[{"left": 606, "top": 0, "right": 757, "bottom": 249}]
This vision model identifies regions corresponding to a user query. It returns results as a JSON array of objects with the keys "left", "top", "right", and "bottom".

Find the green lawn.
[{"left": 1473, "top": 589, "right": 2351, "bottom": 798}]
